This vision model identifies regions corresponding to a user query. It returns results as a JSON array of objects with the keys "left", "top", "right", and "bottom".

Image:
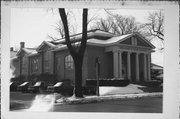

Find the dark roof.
[{"left": 16, "top": 47, "right": 37, "bottom": 56}]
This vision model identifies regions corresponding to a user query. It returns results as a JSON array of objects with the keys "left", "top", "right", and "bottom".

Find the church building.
[{"left": 11, "top": 30, "right": 155, "bottom": 86}]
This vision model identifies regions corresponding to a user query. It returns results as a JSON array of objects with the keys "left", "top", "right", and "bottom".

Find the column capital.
[
  {"left": 127, "top": 51, "right": 132, "bottom": 55},
  {"left": 112, "top": 50, "right": 119, "bottom": 53},
  {"left": 144, "top": 52, "right": 150, "bottom": 55},
  {"left": 136, "top": 52, "right": 140, "bottom": 55},
  {"left": 118, "top": 50, "right": 123, "bottom": 53}
]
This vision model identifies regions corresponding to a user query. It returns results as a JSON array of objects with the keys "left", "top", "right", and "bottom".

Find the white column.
[
  {"left": 113, "top": 51, "right": 119, "bottom": 78},
  {"left": 143, "top": 53, "right": 147, "bottom": 81},
  {"left": 135, "top": 52, "right": 139, "bottom": 81},
  {"left": 147, "top": 54, "right": 151, "bottom": 80},
  {"left": 127, "top": 52, "right": 131, "bottom": 80},
  {"left": 118, "top": 51, "right": 122, "bottom": 78}
]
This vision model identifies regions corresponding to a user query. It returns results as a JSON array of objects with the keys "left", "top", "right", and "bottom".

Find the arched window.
[{"left": 65, "top": 55, "right": 74, "bottom": 70}]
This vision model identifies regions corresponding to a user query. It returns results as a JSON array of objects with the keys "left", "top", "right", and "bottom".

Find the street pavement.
[
  {"left": 10, "top": 92, "right": 162, "bottom": 113},
  {"left": 51, "top": 97, "right": 162, "bottom": 113}
]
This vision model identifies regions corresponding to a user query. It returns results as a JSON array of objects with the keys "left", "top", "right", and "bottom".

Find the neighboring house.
[
  {"left": 11, "top": 43, "right": 37, "bottom": 80},
  {"left": 11, "top": 29, "right": 156, "bottom": 86},
  {"left": 151, "top": 63, "right": 163, "bottom": 80}
]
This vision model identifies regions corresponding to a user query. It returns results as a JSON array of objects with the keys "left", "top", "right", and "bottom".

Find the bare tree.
[
  {"left": 143, "top": 11, "right": 164, "bottom": 41},
  {"left": 59, "top": 8, "right": 88, "bottom": 98},
  {"left": 92, "top": 14, "right": 142, "bottom": 35},
  {"left": 54, "top": 20, "right": 65, "bottom": 38},
  {"left": 48, "top": 10, "right": 75, "bottom": 41},
  {"left": 113, "top": 15, "right": 142, "bottom": 35},
  {"left": 91, "top": 16, "right": 114, "bottom": 32}
]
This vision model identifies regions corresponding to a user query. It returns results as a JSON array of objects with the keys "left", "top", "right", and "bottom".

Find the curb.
[{"left": 55, "top": 92, "right": 162, "bottom": 105}]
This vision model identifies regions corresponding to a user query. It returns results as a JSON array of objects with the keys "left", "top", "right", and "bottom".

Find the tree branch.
[
  {"left": 79, "top": 8, "right": 88, "bottom": 55},
  {"left": 59, "top": 8, "right": 76, "bottom": 55},
  {"left": 47, "top": 34, "right": 59, "bottom": 41}
]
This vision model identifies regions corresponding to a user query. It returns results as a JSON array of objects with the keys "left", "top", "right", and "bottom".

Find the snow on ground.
[{"left": 99, "top": 84, "right": 145, "bottom": 96}]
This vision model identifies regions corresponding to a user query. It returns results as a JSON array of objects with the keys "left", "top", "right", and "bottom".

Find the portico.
[
  {"left": 111, "top": 49, "right": 151, "bottom": 81},
  {"left": 105, "top": 33, "right": 155, "bottom": 82}
]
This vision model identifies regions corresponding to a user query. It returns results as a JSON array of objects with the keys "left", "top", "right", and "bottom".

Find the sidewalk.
[{"left": 55, "top": 92, "right": 162, "bottom": 105}]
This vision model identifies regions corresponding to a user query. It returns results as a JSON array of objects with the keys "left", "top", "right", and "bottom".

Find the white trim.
[{"left": 36, "top": 41, "right": 56, "bottom": 52}]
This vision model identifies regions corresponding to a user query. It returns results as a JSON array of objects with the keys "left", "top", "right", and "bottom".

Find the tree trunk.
[
  {"left": 73, "top": 55, "right": 83, "bottom": 97},
  {"left": 59, "top": 8, "right": 88, "bottom": 98}
]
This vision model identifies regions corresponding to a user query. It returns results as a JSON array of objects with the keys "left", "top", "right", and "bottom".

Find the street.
[
  {"left": 10, "top": 92, "right": 162, "bottom": 113},
  {"left": 51, "top": 97, "right": 162, "bottom": 113}
]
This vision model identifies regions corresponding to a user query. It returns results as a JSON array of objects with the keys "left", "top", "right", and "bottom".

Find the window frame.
[{"left": 64, "top": 55, "right": 74, "bottom": 70}]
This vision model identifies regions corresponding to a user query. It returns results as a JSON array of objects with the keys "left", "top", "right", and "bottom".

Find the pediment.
[
  {"left": 16, "top": 48, "right": 30, "bottom": 56},
  {"left": 36, "top": 41, "right": 54, "bottom": 52},
  {"left": 39, "top": 44, "right": 50, "bottom": 51},
  {"left": 119, "top": 33, "right": 155, "bottom": 49},
  {"left": 136, "top": 36, "right": 150, "bottom": 47},
  {"left": 120, "top": 38, "right": 132, "bottom": 45}
]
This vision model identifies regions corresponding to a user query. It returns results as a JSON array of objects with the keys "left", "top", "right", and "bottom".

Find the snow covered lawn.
[
  {"left": 55, "top": 84, "right": 162, "bottom": 104},
  {"left": 99, "top": 84, "right": 145, "bottom": 95}
]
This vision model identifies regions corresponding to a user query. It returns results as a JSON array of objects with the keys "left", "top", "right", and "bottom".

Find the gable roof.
[
  {"left": 151, "top": 63, "right": 163, "bottom": 70},
  {"left": 87, "top": 32, "right": 155, "bottom": 49},
  {"left": 17, "top": 30, "right": 156, "bottom": 54},
  {"left": 87, "top": 33, "right": 131, "bottom": 45},
  {"left": 16, "top": 48, "right": 37, "bottom": 56},
  {"left": 36, "top": 41, "right": 56, "bottom": 52},
  {"left": 51, "top": 30, "right": 155, "bottom": 49}
]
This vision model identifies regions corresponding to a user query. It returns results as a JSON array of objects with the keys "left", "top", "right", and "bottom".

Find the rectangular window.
[
  {"left": 44, "top": 60, "right": 49, "bottom": 72},
  {"left": 31, "top": 57, "right": 39, "bottom": 73}
]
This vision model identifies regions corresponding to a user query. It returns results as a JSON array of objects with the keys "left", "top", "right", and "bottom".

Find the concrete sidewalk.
[{"left": 55, "top": 92, "right": 162, "bottom": 105}]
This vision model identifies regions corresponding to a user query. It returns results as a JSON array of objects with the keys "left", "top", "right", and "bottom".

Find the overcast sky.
[{"left": 10, "top": 8, "right": 163, "bottom": 66}]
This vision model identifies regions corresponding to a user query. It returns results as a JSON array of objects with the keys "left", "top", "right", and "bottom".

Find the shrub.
[
  {"left": 83, "top": 86, "right": 97, "bottom": 95},
  {"left": 133, "top": 80, "right": 162, "bottom": 87},
  {"left": 61, "top": 79, "right": 74, "bottom": 87},
  {"left": 138, "top": 86, "right": 163, "bottom": 92},
  {"left": 60, "top": 86, "right": 74, "bottom": 96},
  {"left": 86, "top": 79, "right": 130, "bottom": 87},
  {"left": 27, "top": 74, "right": 38, "bottom": 84},
  {"left": 39, "top": 73, "right": 57, "bottom": 86},
  {"left": 145, "top": 80, "right": 162, "bottom": 87},
  {"left": 11, "top": 75, "right": 26, "bottom": 83}
]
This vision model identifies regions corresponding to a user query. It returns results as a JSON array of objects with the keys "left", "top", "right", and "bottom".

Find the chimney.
[
  {"left": 10, "top": 47, "right": 13, "bottom": 51},
  {"left": 20, "top": 42, "right": 25, "bottom": 49}
]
